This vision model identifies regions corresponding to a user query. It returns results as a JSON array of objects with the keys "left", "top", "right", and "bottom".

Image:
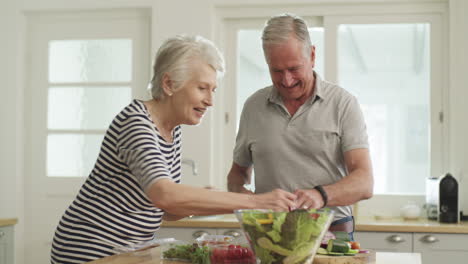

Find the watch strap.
[{"left": 314, "top": 185, "right": 328, "bottom": 208}]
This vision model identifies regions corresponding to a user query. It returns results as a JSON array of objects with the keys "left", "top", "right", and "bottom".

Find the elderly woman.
[{"left": 50, "top": 35, "right": 297, "bottom": 263}]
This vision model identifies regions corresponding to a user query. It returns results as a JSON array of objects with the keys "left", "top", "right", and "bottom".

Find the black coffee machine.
[{"left": 438, "top": 173, "right": 459, "bottom": 223}]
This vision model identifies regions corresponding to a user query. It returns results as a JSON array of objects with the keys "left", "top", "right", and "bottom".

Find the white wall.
[
  {"left": 0, "top": 1, "right": 25, "bottom": 263},
  {"left": 1, "top": 0, "right": 468, "bottom": 263},
  {"left": 448, "top": 0, "right": 468, "bottom": 216}
]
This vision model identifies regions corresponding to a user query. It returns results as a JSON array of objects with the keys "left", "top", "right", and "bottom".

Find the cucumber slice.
[
  {"left": 327, "top": 239, "right": 350, "bottom": 253},
  {"left": 317, "top": 248, "right": 328, "bottom": 255},
  {"left": 344, "top": 253, "right": 356, "bottom": 256},
  {"left": 328, "top": 252, "right": 344, "bottom": 256},
  {"left": 348, "top": 249, "right": 359, "bottom": 254}
]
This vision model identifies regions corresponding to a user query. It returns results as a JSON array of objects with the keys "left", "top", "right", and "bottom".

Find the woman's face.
[{"left": 171, "top": 61, "right": 217, "bottom": 125}]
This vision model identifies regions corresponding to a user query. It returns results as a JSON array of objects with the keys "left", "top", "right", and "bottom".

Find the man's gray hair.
[
  {"left": 262, "top": 13, "right": 312, "bottom": 57},
  {"left": 148, "top": 35, "right": 225, "bottom": 100}
]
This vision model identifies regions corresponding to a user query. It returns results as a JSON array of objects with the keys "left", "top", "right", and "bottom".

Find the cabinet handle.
[
  {"left": 420, "top": 235, "right": 439, "bottom": 243},
  {"left": 0, "top": 231, "right": 4, "bottom": 238},
  {"left": 387, "top": 235, "right": 405, "bottom": 243},
  {"left": 192, "top": 230, "right": 210, "bottom": 239},
  {"left": 223, "top": 230, "right": 241, "bottom": 238}
]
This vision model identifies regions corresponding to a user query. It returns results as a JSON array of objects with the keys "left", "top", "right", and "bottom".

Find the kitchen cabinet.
[
  {"left": 354, "top": 232, "right": 412, "bottom": 252},
  {"left": 156, "top": 227, "right": 247, "bottom": 244},
  {"left": 413, "top": 233, "right": 468, "bottom": 264},
  {"left": 156, "top": 227, "right": 217, "bottom": 241},
  {"left": 356, "top": 231, "right": 468, "bottom": 264},
  {"left": 216, "top": 228, "right": 248, "bottom": 244},
  {"left": 0, "top": 225, "right": 14, "bottom": 264}
]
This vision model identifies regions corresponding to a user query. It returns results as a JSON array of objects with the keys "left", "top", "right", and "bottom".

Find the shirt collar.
[{"left": 267, "top": 71, "right": 325, "bottom": 105}]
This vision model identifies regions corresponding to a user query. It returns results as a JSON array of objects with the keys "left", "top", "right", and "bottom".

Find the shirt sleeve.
[
  {"left": 233, "top": 100, "right": 253, "bottom": 167},
  {"left": 116, "top": 116, "right": 172, "bottom": 192},
  {"left": 340, "top": 95, "right": 369, "bottom": 152}
]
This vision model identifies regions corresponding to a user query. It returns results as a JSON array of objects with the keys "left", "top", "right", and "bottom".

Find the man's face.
[{"left": 264, "top": 37, "right": 315, "bottom": 102}]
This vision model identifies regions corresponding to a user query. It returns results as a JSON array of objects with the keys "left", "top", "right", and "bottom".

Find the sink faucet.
[{"left": 181, "top": 158, "right": 198, "bottom": 176}]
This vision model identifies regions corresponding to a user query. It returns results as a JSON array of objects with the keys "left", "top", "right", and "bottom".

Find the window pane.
[
  {"left": 47, "top": 86, "right": 131, "bottom": 130},
  {"left": 47, "top": 134, "right": 103, "bottom": 177},
  {"left": 237, "top": 28, "right": 323, "bottom": 128},
  {"left": 338, "top": 23, "right": 430, "bottom": 194},
  {"left": 49, "top": 39, "right": 132, "bottom": 83}
]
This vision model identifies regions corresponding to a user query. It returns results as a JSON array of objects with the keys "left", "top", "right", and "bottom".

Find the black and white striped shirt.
[{"left": 51, "top": 100, "right": 182, "bottom": 263}]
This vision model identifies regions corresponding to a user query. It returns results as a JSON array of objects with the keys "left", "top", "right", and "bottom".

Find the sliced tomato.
[{"left": 350, "top": 241, "right": 361, "bottom": 250}]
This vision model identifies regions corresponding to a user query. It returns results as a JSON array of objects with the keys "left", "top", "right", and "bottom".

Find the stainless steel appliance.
[{"left": 425, "top": 177, "right": 438, "bottom": 220}]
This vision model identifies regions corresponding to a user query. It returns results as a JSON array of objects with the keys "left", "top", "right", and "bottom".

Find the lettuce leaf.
[
  {"left": 280, "top": 209, "right": 328, "bottom": 250},
  {"left": 266, "top": 212, "right": 287, "bottom": 243}
]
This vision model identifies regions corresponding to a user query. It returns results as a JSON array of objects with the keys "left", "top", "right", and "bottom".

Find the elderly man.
[{"left": 227, "top": 14, "right": 373, "bottom": 239}]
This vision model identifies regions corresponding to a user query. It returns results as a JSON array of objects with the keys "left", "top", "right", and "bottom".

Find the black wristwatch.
[{"left": 314, "top": 185, "right": 328, "bottom": 207}]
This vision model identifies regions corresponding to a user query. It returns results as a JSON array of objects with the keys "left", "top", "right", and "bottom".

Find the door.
[{"left": 25, "top": 9, "right": 150, "bottom": 263}]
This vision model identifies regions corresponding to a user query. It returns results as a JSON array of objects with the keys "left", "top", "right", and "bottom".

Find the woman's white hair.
[
  {"left": 148, "top": 35, "right": 225, "bottom": 100},
  {"left": 262, "top": 13, "right": 312, "bottom": 58}
]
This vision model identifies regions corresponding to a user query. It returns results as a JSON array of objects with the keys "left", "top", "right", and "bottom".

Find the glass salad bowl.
[{"left": 234, "top": 208, "right": 334, "bottom": 264}]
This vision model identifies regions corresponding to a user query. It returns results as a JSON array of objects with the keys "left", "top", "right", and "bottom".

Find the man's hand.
[{"left": 293, "top": 189, "right": 325, "bottom": 210}]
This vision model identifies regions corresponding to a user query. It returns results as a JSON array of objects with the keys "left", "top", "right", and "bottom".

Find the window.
[
  {"left": 47, "top": 39, "right": 133, "bottom": 177},
  {"left": 217, "top": 11, "right": 445, "bottom": 195},
  {"left": 337, "top": 23, "right": 430, "bottom": 194},
  {"left": 28, "top": 10, "right": 150, "bottom": 181}
]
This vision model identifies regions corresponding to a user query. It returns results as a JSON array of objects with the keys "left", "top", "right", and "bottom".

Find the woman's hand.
[{"left": 254, "top": 189, "right": 297, "bottom": 211}]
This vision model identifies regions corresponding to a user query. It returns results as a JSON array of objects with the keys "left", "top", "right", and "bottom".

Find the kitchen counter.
[
  {"left": 161, "top": 214, "right": 468, "bottom": 234},
  {"left": 89, "top": 246, "right": 421, "bottom": 264},
  {"left": 0, "top": 218, "right": 17, "bottom": 227}
]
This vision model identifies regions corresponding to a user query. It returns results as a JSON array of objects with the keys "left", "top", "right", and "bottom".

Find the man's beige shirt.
[{"left": 233, "top": 73, "right": 369, "bottom": 220}]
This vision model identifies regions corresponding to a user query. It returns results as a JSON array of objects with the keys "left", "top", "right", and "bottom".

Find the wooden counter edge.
[
  {"left": 161, "top": 218, "right": 468, "bottom": 234},
  {"left": 0, "top": 218, "right": 18, "bottom": 227},
  {"left": 355, "top": 223, "right": 468, "bottom": 234}
]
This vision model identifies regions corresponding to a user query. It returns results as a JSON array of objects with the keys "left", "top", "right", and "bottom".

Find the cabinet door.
[
  {"left": 0, "top": 226, "right": 14, "bottom": 264},
  {"left": 354, "top": 231, "right": 412, "bottom": 252},
  {"left": 217, "top": 228, "right": 248, "bottom": 245},
  {"left": 156, "top": 227, "right": 217, "bottom": 242},
  {"left": 414, "top": 233, "right": 468, "bottom": 264}
]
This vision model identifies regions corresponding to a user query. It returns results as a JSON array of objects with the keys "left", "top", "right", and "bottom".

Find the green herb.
[{"left": 162, "top": 243, "right": 210, "bottom": 264}]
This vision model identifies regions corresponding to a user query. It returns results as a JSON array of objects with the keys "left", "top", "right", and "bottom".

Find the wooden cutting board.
[{"left": 313, "top": 251, "right": 376, "bottom": 264}]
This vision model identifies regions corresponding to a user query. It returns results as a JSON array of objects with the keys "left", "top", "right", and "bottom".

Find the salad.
[{"left": 237, "top": 208, "right": 334, "bottom": 264}]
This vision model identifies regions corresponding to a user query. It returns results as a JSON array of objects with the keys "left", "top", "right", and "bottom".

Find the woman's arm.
[
  {"left": 147, "top": 179, "right": 296, "bottom": 216},
  {"left": 162, "top": 212, "right": 187, "bottom": 221}
]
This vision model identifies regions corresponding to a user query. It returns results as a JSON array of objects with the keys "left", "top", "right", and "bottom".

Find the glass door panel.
[{"left": 337, "top": 23, "right": 430, "bottom": 194}]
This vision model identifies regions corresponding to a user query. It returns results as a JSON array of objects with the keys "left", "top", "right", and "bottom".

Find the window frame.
[
  {"left": 213, "top": 2, "right": 449, "bottom": 196},
  {"left": 26, "top": 8, "right": 151, "bottom": 194}
]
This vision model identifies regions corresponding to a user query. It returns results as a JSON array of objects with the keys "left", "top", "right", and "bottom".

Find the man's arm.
[
  {"left": 294, "top": 148, "right": 373, "bottom": 209},
  {"left": 227, "top": 162, "right": 254, "bottom": 194},
  {"left": 323, "top": 148, "right": 373, "bottom": 206}
]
